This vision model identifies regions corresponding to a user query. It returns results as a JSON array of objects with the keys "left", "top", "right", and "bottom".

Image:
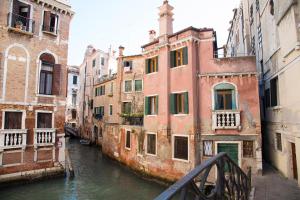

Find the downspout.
[
  {"left": 195, "top": 39, "right": 201, "bottom": 166},
  {"left": 82, "top": 62, "right": 87, "bottom": 138}
]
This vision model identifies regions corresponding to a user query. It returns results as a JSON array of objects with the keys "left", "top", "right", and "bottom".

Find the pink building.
[{"left": 140, "top": 1, "right": 262, "bottom": 181}]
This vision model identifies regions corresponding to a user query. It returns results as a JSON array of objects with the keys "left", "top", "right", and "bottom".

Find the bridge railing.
[{"left": 154, "top": 153, "right": 251, "bottom": 200}]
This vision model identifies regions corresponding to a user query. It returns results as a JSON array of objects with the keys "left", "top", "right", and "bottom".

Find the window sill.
[
  {"left": 8, "top": 27, "right": 34, "bottom": 37},
  {"left": 146, "top": 72, "right": 158, "bottom": 75},
  {"left": 145, "top": 115, "right": 157, "bottom": 117},
  {"left": 146, "top": 152, "right": 157, "bottom": 157},
  {"left": 173, "top": 114, "right": 188, "bottom": 117},
  {"left": 172, "top": 158, "right": 189, "bottom": 163},
  {"left": 268, "top": 106, "right": 282, "bottom": 111},
  {"left": 42, "top": 30, "right": 58, "bottom": 37},
  {"left": 134, "top": 90, "right": 143, "bottom": 93},
  {"left": 37, "top": 94, "right": 56, "bottom": 98},
  {"left": 171, "top": 64, "right": 188, "bottom": 69},
  {"left": 125, "top": 147, "right": 131, "bottom": 151},
  {"left": 124, "top": 91, "right": 133, "bottom": 94}
]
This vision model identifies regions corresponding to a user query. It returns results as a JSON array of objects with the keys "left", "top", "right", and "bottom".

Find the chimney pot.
[
  {"left": 149, "top": 30, "right": 156, "bottom": 42},
  {"left": 119, "top": 46, "right": 125, "bottom": 56}
]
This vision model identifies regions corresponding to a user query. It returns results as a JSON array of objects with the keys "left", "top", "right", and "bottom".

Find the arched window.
[
  {"left": 214, "top": 83, "right": 237, "bottom": 110},
  {"left": 39, "top": 53, "right": 55, "bottom": 95}
]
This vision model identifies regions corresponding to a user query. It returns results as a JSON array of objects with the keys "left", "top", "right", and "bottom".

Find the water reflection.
[{"left": 0, "top": 139, "right": 165, "bottom": 200}]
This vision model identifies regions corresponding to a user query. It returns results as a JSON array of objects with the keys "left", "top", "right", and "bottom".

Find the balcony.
[
  {"left": 34, "top": 129, "right": 56, "bottom": 146},
  {"left": 121, "top": 113, "right": 144, "bottom": 126},
  {"left": 7, "top": 12, "right": 35, "bottom": 35},
  {"left": 0, "top": 129, "right": 27, "bottom": 150},
  {"left": 212, "top": 110, "right": 241, "bottom": 130}
]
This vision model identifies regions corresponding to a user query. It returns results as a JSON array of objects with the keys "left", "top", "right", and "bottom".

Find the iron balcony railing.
[
  {"left": 122, "top": 116, "right": 144, "bottom": 126},
  {"left": 155, "top": 153, "right": 251, "bottom": 200},
  {"left": 7, "top": 12, "right": 35, "bottom": 33}
]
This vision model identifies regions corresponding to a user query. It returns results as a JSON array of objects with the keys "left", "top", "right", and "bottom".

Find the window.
[
  {"left": 71, "top": 109, "right": 76, "bottom": 119},
  {"left": 94, "top": 106, "right": 104, "bottom": 116},
  {"left": 173, "top": 136, "right": 188, "bottom": 161},
  {"left": 270, "top": 77, "right": 278, "bottom": 107},
  {"left": 243, "top": 141, "right": 254, "bottom": 157},
  {"left": 214, "top": 83, "right": 237, "bottom": 110},
  {"left": 170, "top": 92, "right": 189, "bottom": 114},
  {"left": 145, "top": 96, "right": 158, "bottom": 115},
  {"left": 39, "top": 53, "right": 59, "bottom": 95},
  {"left": 95, "top": 85, "right": 105, "bottom": 96},
  {"left": 124, "top": 61, "right": 133, "bottom": 72},
  {"left": 110, "top": 82, "right": 113, "bottom": 94},
  {"left": 4, "top": 112, "right": 22, "bottom": 129},
  {"left": 122, "top": 102, "right": 132, "bottom": 114},
  {"left": 269, "top": 0, "right": 274, "bottom": 16},
  {"left": 134, "top": 80, "right": 143, "bottom": 92},
  {"left": 170, "top": 47, "right": 188, "bottom": 68},
  {"left": 146, "top": 57, "right": 158, "bottom": 74},
  {"left": 43, "top": 11, "right": 59, "bottom": 34},
  {"left": 109, "top": 105, "right": 113, "bottom": 116},
  {"left": 124, "top": 80, "right": 132, "bottom": 92},
  {"left": 37, "top": 113, "right": 52, "bottom": 128},
  {"left": 101, "top": 57, "right": 105, "bottom": 65},
  {"left": 10, "top": 0, "right": 33, "bottom": 32},
  {"left": 265, "top": 89, "right": 270, "bottom": 108},
  {"left": 276, "top": 133, "right": 282, "bottom": 151},
  {"left": 125, "top": 130, "right": 131, "bottom": 149},
  {"left": 72, "top": 92, "right": 77, "bottom": 106},
  {"left": 146, "top": 133, "right": 156, "bottom": 155},
  {"left": 73, "top": 76, "right": 77, "bottom": 85},
  {"left": 92, "top": 59, "right": 96, "bottom": 67},
  {"left": 203, "top": 141, "right": 213, "bottom": 157}
]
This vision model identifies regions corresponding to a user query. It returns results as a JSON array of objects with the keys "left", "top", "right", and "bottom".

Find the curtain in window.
[{"left": 4, "top": 112, "right": 22, "bottom": 129}]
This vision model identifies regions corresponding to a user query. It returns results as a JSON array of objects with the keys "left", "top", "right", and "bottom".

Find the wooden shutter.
[
  {"left": 103, "top": 85, "right": 106, "bottom": 95},
  {"left": 170, "top": 94, "right": 176, "bottom": 114},
  {"left": 156, "top": 56, "right": 159, "bottom": 72},
  {"left": 184, "top": 92, "right": 189, "bottom": 114},
  {"left": 156, "top": 96, "right": 159, "bottom": 114},
  {"left": 43, "top": 11, "right": 51, "bottom": 31},
  {"left": 145, "top": 97, "right": 149, "bottom": 115},
  {"left": 170, "top": 51, "right": 175, "bottom": 68},
  {"left": 52, "top": 64, "right": 61, "bottom": 95},
  {"left": 129, "top": 61, "right": 133, "bottom": 70},
  {"left": 183, "top": 47, "right": 188, "bottom": 65},
  {"left": 145, "top": 59, "right": 149, "bottom": 74}
]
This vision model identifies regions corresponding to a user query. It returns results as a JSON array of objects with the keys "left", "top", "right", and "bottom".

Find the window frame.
[
  {"left": 2, "top": 110, "right": 26, "bottom": 129},
  {"left": 170, "top": 91, "right": 189, "bottom": 115},
  {"left": 73, "top": 75, "right": 78, "bottom": 85},
  {"left": 122, "top": 101, "right": 132, "bottom": 114},
  {"left": 276, "top": 132, "right": 282, "bottom": 152},
  {"left": 134, "top": 79, "right": 143, "bottom": 92},
  {"left": 146, "top": 132, "right": 157, "bottom": 156},
  {"left": 124, "top": 80, "right": 133, "bottom": 93},
  {"left": 172, "top": 134, "right": 189, "bottom": 162},
  {"left": 145, "top": 95, "right": 158, "bottom": 116},
  {"left": 145, "top": 56, "right": 158, "bottom": 74},
  {"left": 35, "top": 110, "right": 54, "bottom": 129},
  {"left": 203, "top": 140, "right": 214, "bottom": 157},
  {"left": 39, "top": 62, "right": 54, "bottom": 95},
  {"left": 270, "top": 77, "right": 279, "bottom": 107},
  {"left": 109, "top": 104, "right": 113, "bottom": 116},
  {"left": 212, "top": 82, "right": 238, "bottom": 111},
  {"left": 243, "top": 140, "right": 254, "bottom": 158},
  {"left": 170, "top": 47, "right": 188, "bottom": 68}
]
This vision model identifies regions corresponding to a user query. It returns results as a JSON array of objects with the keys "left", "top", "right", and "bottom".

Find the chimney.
[
  {"left": 119, "top": 46, "right": 125, "bottom": 57},
  {"left": 158, "top": 0, "right": 174, "bottom": 36},
  {"left": 149, "top": 30, "right": 156, "bottom": 42}
]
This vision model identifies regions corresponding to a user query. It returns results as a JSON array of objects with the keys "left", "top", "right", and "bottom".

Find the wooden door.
[{"left": 291, "top": 143, "right": 298, "bottom": 180}]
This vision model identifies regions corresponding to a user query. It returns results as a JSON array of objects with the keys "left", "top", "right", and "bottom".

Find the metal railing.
[
  {"left": 122, "top": 116, "right": 144, "bottom": 126},
  {"left": 0, "top": 129, "right": 27, "bottom": 149},
  {"left": 155, "top": 153, "right": 251, "bottom": 200},
  {"left": 34, "top": 128, "right": 56, "bottom": 146},
  {"left": 212, "top": 110, "right": 241, "bottom": 130},
  {"left": 7, "top": 12, "right": 35, "bottom": 33}
]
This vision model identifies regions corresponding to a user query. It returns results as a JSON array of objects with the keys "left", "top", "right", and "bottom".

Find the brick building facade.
[{"left": 0, "top": 0, "right": 73, "bottom": 182}]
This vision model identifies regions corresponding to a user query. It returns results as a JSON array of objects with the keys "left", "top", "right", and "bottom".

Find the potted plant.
[{"left": 15, "top": 21, "right": 23, "bottom": 29}]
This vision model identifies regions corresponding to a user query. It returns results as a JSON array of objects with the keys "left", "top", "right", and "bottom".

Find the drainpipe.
[
  {"left": 195, "top": 39, "right": 201, "bottom": 166},
  {"left": 82, "top": 62, "right": 87, "bottom": 138}
]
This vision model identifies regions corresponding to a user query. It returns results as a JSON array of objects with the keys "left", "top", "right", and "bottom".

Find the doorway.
[
  {"left": 291, "top": 143, "right": 298, "bottom": 180},
  {"left": 217, "top": 143, "right": 239, "bottom": 166}
]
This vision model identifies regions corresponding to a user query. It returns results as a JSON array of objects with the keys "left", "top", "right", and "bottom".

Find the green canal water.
[{"left": 0, "top": 139, "right": 166, "bottom": 200}]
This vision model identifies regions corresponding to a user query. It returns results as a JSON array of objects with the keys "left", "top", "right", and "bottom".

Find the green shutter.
[
  {"left": 145, "top": 59, "right": 149, "bottom": 74},
  {"left": 170, "top": 51, "right": 175, "bottom": 68},
  {"left": 183, "top": 47, "right": 188, "bottom": 65},
  {"left": 156, "top": 96, "right": 159, "bottom": 115},
  {"left": 103, "top": 85, "right": 105, "bottom": 95},
  {"left": 184, "top": 92, "right": 189, "bottom": 114},
  {"left": 145, "top": 97, "right": 149, "bottom": 115},
  {"left": 170, "top": 93, "right": 176, "bottom": 114}
]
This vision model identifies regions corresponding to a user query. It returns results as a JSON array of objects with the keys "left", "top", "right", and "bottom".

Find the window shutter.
[
  {"left": 103, "top": 85, "right": 105, "bottom": 95},
  {"left": 170, "top": 94, "right": 176, "bottom": 114},
  {"left": 52, "top": 64, "right": 61, "bottom": 95},
  {"left": 184, "top": 92, "right": 189, "bottom": 114},
  {"left": 232, "top": 90, "right": 237, "bottom": 110},
  {"left": 129, "top": 61, "right": 133, "bottom": 70},
  {"left": 183, "top": 47, "right": 188, "bottom": 65},
  {"left": 145, "top": 59, "right": 148, "bottom": 74},
  {"left": 43, "top": 11, "right": 51, "bottom": 31},
  {"left": 156, "top": 96, "right": 159, "bottom": 114},
  {"left": 156, "top": 56, "right": 159, "bottom": 72},
  {"left": 170, "top": 51, "right": 175, "bottom": 68},
  {"left": 145, "top": 97, "right": 149, "bottom": 115}
]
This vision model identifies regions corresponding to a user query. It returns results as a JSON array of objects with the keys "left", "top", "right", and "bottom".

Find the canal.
[{"left": 0, "top": 138, "right": 166, "bottom": 200}]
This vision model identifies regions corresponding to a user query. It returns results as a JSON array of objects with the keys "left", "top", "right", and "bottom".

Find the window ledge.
[
  {"left": 171, "top": 64, "right": 188, "bottom": 70},
  {"left": 145, "top": 115, "right": 157, "bottom": 117},
  {"left": 123, "top": 91, "right": 133, "bottom": 94},
  {"left": 172, "top": 158, "right": 190, "bottom": 163},
  {"left": 42, "top": 30, "right": 58, "bottom": 37},
  {"left": 125, "top": 147, "right": 131, "bottom": 151},
  {"left": 268, "top": 106, "right": 282, "bottom": 111},
  {"left": 8, "top": 27, "right": 34, "bottom": 37},
  {"left": 146, "top": 72, "right": 158, "bottom": 75},
  {"left": 173, "top": 114, "right": 188, "bottom": 117},
  {"left": 145, "top": 153, "right": 157, "bottom": 157},
  {"left": 37, "top": 94, "right": 56, "bottom": 98}
]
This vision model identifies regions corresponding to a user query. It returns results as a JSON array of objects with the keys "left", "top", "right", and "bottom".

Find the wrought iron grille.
[{"left": 155, "top": 153, "right": 251, "bottom": 200}]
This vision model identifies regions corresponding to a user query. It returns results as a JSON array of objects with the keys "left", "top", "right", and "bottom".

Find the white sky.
[{"left": 68, "top": 0, "right": 240, "bottom": 65}]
